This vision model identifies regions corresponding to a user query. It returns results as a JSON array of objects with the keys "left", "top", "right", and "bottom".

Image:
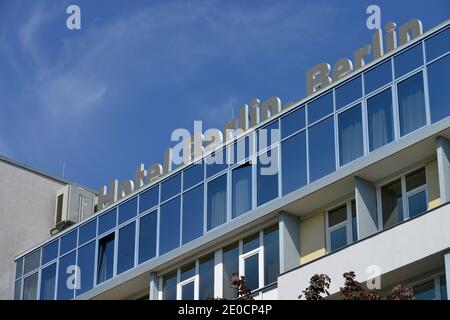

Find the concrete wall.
[
  {"left": 0, "top": 160, "right": 65, "bottom": 299},
  {"left": 426, "top": 159, "right": 441, "bottom": 209},
  {"left": 299, "top": 212, "right": 326, "bottom": 265}
]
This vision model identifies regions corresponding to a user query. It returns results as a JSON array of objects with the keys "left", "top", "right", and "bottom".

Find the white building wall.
[{"left": 0, "top": 159, "right": 66, "bottom": 299}]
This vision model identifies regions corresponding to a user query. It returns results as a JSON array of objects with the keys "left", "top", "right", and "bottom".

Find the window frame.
[
  {"left": 325, "top": 199, "right": 357, "bottom": 253},
  {"left": 376, "top": 166, "right": 429, "bottom": 229}
]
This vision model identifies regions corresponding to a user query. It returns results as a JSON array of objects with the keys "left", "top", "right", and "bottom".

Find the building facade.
[
  {"left": 0, "top": 156, "right": 96, "bottom": 300},
  {"left": 11, "top": 19, "right": 450, "bottom": 300}
]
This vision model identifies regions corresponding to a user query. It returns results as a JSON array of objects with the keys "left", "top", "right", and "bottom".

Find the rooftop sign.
[{"left": 98, "top": 18, "right": 424, "bottom": 210}]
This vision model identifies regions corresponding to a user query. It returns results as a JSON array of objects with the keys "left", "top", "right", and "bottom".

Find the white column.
[
  {"left": 355, "top": 176, "right": 378, "bottom": 239},
  {"left": 445, "top": 250, "right": 450, "bottom": 300},
  {"left": 437, "top": 136, "right": 450, "bottom": 203},
  {"left": 214, "top": 249, "right": 223, "bottom": 299},
  {"left": 279, "top": 211, "right": 300, "bottom": 273},
  {"left": 149, "top": 272, "right": 159, "bottom": 300}
]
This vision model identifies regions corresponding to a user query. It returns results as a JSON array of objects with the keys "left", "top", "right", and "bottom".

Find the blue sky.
[{"left": 0, "top": 0, "right": 448, "bottom": 190}]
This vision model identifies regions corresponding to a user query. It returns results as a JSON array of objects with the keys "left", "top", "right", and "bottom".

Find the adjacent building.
[{"left": 9, "top": 18, "right": 450, "bottom": 300}]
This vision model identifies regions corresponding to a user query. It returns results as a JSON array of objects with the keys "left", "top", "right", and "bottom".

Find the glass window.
[
  {"left": 207, "top": 174, "right": 227, "bottom": 231},
  {"left": 14, "top": 280, "right": 21, "bottom": 300},
  {"left": 162, "top": 272, "right": 177, "bottom": 300},
  {"left": 397, "top": 72, "right": 426, "bottom": 136},
  {"left": 23, "top": 272, "right": 38, "bottom": 300},
  {"left": 199, "top": 254, "right": 215, "bottom": 300},
  {"left": 182, "top": 184, "right": 204, "bottom": 244},
  {"left": 60, "top": 230, "right": 77, "bottom": 255},
  {"left": 183, "top": 163, "right": 204, "bottom": 190},
  {"left": 394, "top": 44, "right": 423, "bottom": 78},
  {"left": 440, "top": 276, "right": 447, "bottom": 300},
  {"left": 282, "top": 131, "right": 307, "bottom": 195},
  {"left": 76, "top": 241, "right": 95, "bottom": 296},
  {"left": 57, "top": 251, "right": 76, "bottom": 299},
  {"left": 159, "top": 196, "right": 181, "bottom": 255},
  {"left": 206, "top": 149, "right": 227, "bottom": 178},
  {"left": 244, "top": 254, "right": 259, "bottom": 291},
  {"left": 281, "top": 107, "right": 305, "bottom": 139},
  {"left": 98, "top": 208, "right": 116, "bottom": 235},
  {"left": 118, "top": 197, "right": 137, "bottom": 225},
  {"left": 181, "top": 281, "right": 195, "bottom": 300},
  {"left": 335, "top": 76, "right": 362, "bottom": 110},
  {"left": 330, "top": 226, "right": 347, "bottom": 251},
  {"left": 223, "top": 243, "right": 239, "bottom": 299},
  {"left": 78, "top": 220, "right": 96, "bottom": 245},
  {"left": 139, "top": 186, "right": 159, "bottom": 213},
  {"left": 264, "top": 226, "right": 279, "bottom": 285},
  {"left": 97, "top": 233, "right": 115, "bottom": 284},
  {"left": 329, "top": 205, "right": 347, "bottom": 227},
  {"left": 351, "top": 200, "right": 358, "bottom": 242},
  {"left": 257, "top": 147, "right": 279, "bottom": 206},
  {"left": 161, "top": 174, "right": 181, "bottom": 202},
  {"left": 231, "top": 136, "right": 252, "bottom": 165},
  {"left": 428, "top": 55, "right": 450, "bottom": 123},
  {"left": 232, "top": 163, "right": 252, "bottom": 218},
  {"left": 367, "top": 88, "right": 394, "bottom": 151},
  {"left": 40, "top": 264, "right": 56, "bottom": 300},
  {"left": 414, "top": 280, "right": 435, "bottom": 300},
  {"left": 15, "top": 258, "right": 23, "bottom": 279},
  {"left": 24, "top": 249, "right": 41, "bottom": 275},
  {"left": 243, "top": 233, "right": 260, "bottom": 253},
  {"left": 117, "top": 222, "right": 136, "bottom": 274},
  {"left": 408, "top": 190, "right": 427, "bottom": 218},
  {"left": 338, "top": 104, "right": 364, "bottom": 165},
  {"left": 381, "top": 179, "right": 403, "bottom": 228},
  {"left": 425, "top": 27, "right": 450, "bottom": 61},
  {"left": 308, "top": 92, "right": 333, "bottom": 124},
  {"left": 406, "top": 168, "right": 426, "bottom": 191},
  {"left": 257, "top": 120, "right": 279, "bottom": 152},
  {"left": 309, "top": 116, "right": 336, "bottom": 182},
  {"left": 42, "top": 240, "right": 59, "bottom": 265},
  {"left": 364, "top": 60, "right": 392, "bottom": 94},
  {"left": 138, "top": 211, "right": 157, "bottom": 263},
  {"left": 180, "top": 263, "right": 196, "bottom": 281}
]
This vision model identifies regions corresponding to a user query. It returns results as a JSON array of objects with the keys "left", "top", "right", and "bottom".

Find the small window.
[
  {"left": 257, "top": 147, "right": 279, "bottom": 206},
  {"left": 264, "top": 226, "right": 279, "bottom": 285},
  {"left": 281, "top": 131, "right": 307, "bottom": 195},
  {"left": 335, "top": 76, "right": 362, "bottom": 110},
  {"left": 118, "top": 197, "right": 137, "bottom": 225},
  {"left": 231, "top": 163, "right": 252, "bottom": 218},
  {"left": 98, "top": 208, "right": 117, "bottom": 235},
  {"left": 23, "top": 249, "right": 41, "bottom": 275},
  {"left": 97, "top": 233, "right": 115, "bottom": 284},
  {"left": 367, "top": 88, "right": 394, "bottom": 151},
  {"left": 397, "top": 72, "right": 426, "bottom": 136},
  {"left": 381, "top": 179, "right": 403, "bottom": 228},
  {"left": 138, "top": 211, "right": 157, "bottom": 263},
  {"left": 425, "top": 27, "right": 450, "bottom": 62},
  {"left": 281, "top": 107, "right": 305, "bottom": 139},
  {"left": 231, "top": 136, "right": 252, "bottom": 165},
  {"left": 222, "top": 243, "right": 239, "bottom": 299},
  {"left": 160, "top": 174, "right": 181, "bottom": 202},
  {"left": 159, "top": 196, "right": 181, "bottom": 255},
  {"left": 182, "top": 184, "right": 204, "bottom": 244},
  {"left": 76, "top": 241, "right": 95, "bottom": 296},
  {"left": 139, "top": 186, "right": 159, "bottom": 213},
  {"left": 364, "top": 60, "right": 392, "bottom": 94},
  {"left": 23, "top": 272, "right": 38, "bottom": 300},
  {"left": 394, "top": 43, "right": 423, "bottom": 78},
  {"left": 327, "top": 201, "right": 356, "bottom": 252},
  {"left": 207, "top": 174, "right": 227, "bottom": 231},
  {"left": 243, "top": 233, "right": 259, "bottom": 253},
  {"left": 257, "top": 121, "right": 279, "bottom": 152},
  {"left": 40, "top": 263, "right": 56, "bottom": 300},
  {"left": 338, "top": 104, "right": 364, "bottom": 165},
  {"left": 162, "top": 272, "right": 177, "bottom": 300},
  {"left": 117, "top": 222, "right": 136, "bottom": 274},
  {"left": 307, "top": 92, "right": 333, "bottom": 124},
  {"left": 308, "top": 116, "right": 336, "bottom": 182},
  {"left": 414, "top": 280, "right": 436, "bottom": 300},
  {"left": 183, "top": 163, "right": 204, "bottom": 190},
  {"left": 199, "top": 254, "right": 215, "bottom": 300},
  {"left": 42, "top": 240, "right": 59, "bottom": 265},
  {"left": 57, "top": 251, "right": 76, "bottom": 299},
  {"left": 243, "top": 254, "right": 259, "bottom": 292},
  {"left": 60, "top": 230, "right": 77, "bottom": 255},
  {"left": 206, "top": 149, "right": 227, "bottom": 178},
  {"left": 428, "top": 55, "right": 450, "bottom": 123},
  {"left": 56, "top": 194, "right": 64, "bottom": 224},
  {"left": 15, "top": 258, "right": 23, "bottom": 279},
  {"left": 78, "top": 220, "right": 96, "bottom": 245}
]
